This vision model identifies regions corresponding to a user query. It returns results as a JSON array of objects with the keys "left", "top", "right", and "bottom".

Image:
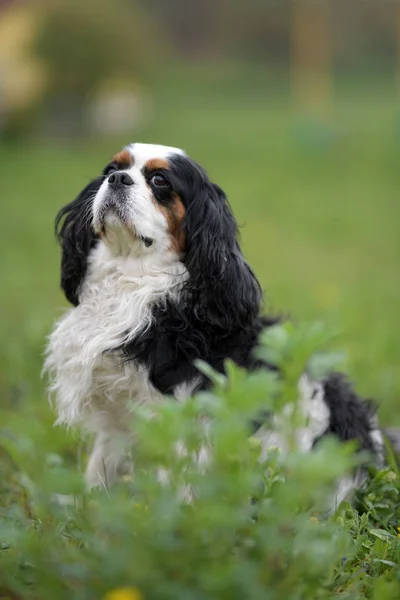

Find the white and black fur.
[{"left": 45, "top": 143, "right": 385, "bottom": 508}]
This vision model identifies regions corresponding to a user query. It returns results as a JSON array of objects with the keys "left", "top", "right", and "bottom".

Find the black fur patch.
[
  {"left": 320, "top": 372, "right": 378, "bottom": 453},
  {"left": 119, "top": 154, "right": 279, "bottom": 393},
  {"left": 56, "top": 176, "right": 103, "bottom": 305}
]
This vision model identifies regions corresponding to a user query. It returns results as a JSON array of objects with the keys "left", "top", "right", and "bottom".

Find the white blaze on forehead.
[{"left": 127, "top": 143, "right": 186, "bottom": 167}]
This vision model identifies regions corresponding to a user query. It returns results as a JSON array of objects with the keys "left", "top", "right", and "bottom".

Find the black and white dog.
[{"left": 45, "top": 143, "right": 388, "bottom": 508}]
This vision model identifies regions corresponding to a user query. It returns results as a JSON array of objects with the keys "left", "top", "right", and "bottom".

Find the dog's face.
[{"left": 93, "top": 144, "right": 187, "bottom": 256}]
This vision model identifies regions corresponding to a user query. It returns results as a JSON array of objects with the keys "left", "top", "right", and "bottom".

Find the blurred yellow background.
[{"left": 0, "top": 0, "right": 399, "bottom": 425}]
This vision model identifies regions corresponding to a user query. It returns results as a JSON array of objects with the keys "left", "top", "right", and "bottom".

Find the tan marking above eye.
[
  {"left": 112, "top": 149, "right": 133, "bottom": 168},
  {"left": 145, "top": 158, "right": 169, "bottom": 171}
]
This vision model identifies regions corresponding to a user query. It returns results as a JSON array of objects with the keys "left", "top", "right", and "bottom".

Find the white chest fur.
[{"left": 45, "top": 243, "right": 187, "bottom": 432}]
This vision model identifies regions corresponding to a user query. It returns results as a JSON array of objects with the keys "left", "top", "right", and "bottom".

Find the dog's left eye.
[{"left": 150, "top": 173, "right": 170, "bottom": 188}]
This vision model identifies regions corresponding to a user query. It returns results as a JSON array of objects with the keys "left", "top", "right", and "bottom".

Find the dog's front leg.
[{"left": 86, "top": 430, "right": 132, "bottom": 489}]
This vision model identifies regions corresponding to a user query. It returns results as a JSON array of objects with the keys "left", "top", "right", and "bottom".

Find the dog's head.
[{"left": 56, "top": 142, "right": 261, "bottom": 328}]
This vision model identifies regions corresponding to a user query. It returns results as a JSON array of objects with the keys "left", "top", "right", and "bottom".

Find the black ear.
[
  {"left": 182, "top": 173, "right": 261, "bottom": 330},
  {"left": 55, "top": 176, "right": 104, "bottom": 306}
]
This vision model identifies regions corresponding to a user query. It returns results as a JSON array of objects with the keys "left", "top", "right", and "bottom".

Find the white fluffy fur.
[
  {"left": 255, "top": 375, "right": 330, "bottom": 460},
  {"left": 45, "top": 240, "right": 188, "bottom": 487},
  {"left": 255, "top": 375, "right": 384, "bottom": 512},
  {"left": 46, "top": 143, "right": 191, "bottom": 487}
]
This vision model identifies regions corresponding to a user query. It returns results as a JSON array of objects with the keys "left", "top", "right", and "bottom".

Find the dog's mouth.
[{"left": 94, "top": 200, "right": 153, "bottom": 247}]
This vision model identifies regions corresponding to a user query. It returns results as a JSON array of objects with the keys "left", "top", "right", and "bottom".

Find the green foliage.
[
  {"left": 34, "top": 0, "right": 165, "bottom": 97},
  {"left": 3, "top": 0, "right": 169, "bottom": 140},
  {"left": 1, "top": 324, "right": 400, "bottom": 599}
]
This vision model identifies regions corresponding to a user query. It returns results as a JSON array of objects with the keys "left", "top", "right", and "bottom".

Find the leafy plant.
[{"left": 1, "top": 323, "right": 399, "bottom": 599}]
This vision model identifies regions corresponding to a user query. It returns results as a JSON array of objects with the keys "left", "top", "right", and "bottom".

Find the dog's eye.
[{"left": 150, "top": 173, "right": 170, "bottom": 188}]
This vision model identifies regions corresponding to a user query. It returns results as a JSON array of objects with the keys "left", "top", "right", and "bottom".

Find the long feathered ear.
[
  {"left": 182, "top": 172, "right": 261, "bottom": 330},
  {"left": 55, "top": 176, "right": 104, "bottom": 306}
]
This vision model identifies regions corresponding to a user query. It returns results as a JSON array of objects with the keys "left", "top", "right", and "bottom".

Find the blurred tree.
[
  {"left": 149, "top": 0, "right": 291, "bottom": 63},
  {"left": 33, "top": 0, "right": 167, "bottom": 137},
  {"left": 146, "top": 0, "right": 220, "bottom": 59},
  {"left": 333, "top": 0, "right": 396, "bottom": 71},
  {"left": 1, "top": 0, "right": 398, "bottom": 140},
  {"left": 291, "top": 0, "right": 332, "bottom": 118},
  {"left": 0, "top": 1, "right": 45, "bottom": 140},
  {"left": 147, "top": 0, "right": 396, "bottom": 68},
  {"left": 290, "top": 0, "right": 335, "bottom": 149}
]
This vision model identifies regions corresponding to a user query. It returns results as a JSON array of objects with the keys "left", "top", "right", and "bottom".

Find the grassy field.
[
  {"left": 1, "top": 68, "right": 400, "bottom": 597},
  {"left": 1, "top": 69, "right": 399, "bottom": 426}
]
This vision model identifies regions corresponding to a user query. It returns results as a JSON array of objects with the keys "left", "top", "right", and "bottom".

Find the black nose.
[{"left": 108, "top": 172, "right": 134, "bottom": 190}]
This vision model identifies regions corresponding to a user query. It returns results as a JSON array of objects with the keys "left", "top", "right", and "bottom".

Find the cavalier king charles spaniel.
[{"left": 45, "top": 143, "right": 388, "bottom": 510}]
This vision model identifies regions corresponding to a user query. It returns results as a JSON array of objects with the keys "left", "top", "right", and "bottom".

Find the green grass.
[
  {"left": 1, "top": 67, "right": 400, "bottom": 598},
  {"left": 1, "top": 69, "right": 399, "bottom": 421}
]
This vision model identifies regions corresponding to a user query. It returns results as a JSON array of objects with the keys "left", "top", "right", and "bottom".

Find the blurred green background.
[{"left": 0, "top": 0, "right": 399, "bottom": 430}]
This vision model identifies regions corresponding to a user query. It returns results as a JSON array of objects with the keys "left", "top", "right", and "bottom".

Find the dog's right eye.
[{"left": 150, "top": 173, "right": 170, "bottom": 189}]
